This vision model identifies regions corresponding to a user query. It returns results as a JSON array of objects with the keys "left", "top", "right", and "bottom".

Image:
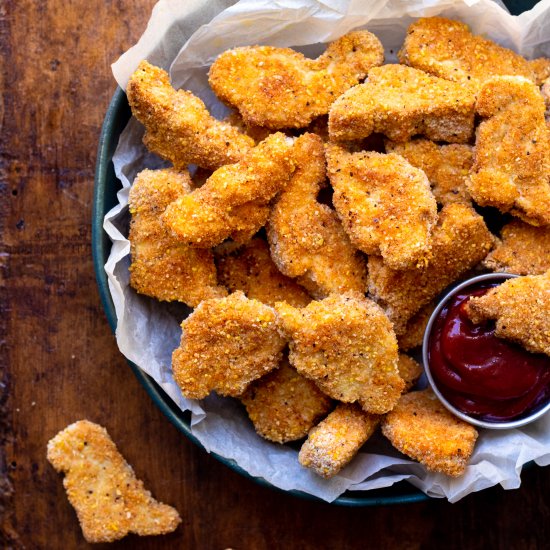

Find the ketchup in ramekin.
[{"left": 423, "top": 274, "right": 550, "bottom": 428}]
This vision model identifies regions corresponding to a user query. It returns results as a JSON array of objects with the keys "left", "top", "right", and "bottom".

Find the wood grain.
[{"left": 2, "top": 1, "right": 550, "bottom": 548}]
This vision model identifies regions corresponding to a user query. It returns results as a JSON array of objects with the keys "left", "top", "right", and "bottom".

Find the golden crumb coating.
[
  {"left": 467, "top": 76, "right": 550, "bottom": 226},
  {"left": 224, "top": 201, "right": 273, "bottom": 245},
  {"left": 397, "top": 354, "right": 423, "bottom": 392},
  {"left": 483, "top": 220, "right": 550, "bottom": 275},
  {"left": 209, "top": 31, "right": 384, "bottom": 129},
  {"left": 530, "top": 58, "right": 550, "bottom": 85},
  {"left": 397, "top": 301, "right": 436, "bottom": 351},
  {"left": 161, "top": 133, "right": 296, "bottom": 248},
  {"left": 465, "top": 271, "right": 550, "bottom": 356},
  {"left": 276, "top": 292, "right": 404, "bottom": 414},
  {"left": 542, "top": 76, "right": 550, "bottom": 108},
  {"left": 128, "top": 168, "right": 226, "bottom": 306},
  {"left": 298, "top": 403, "right": 380, "bottom": 478},
  {"left": 398, "top": 17, "right": 541, "bottom": 90},
  {"left": 241, "top": 360, "right": 332, "bottom": 443},
  {"left": 224, "top": 111, "right": 273, "bottom": 144},
  {"left": 328, "top": 64, "right": 475, "bottom": 143},
  {"left": 47, "top": 421, "right": 181, "bottom": 543},
  {"left": 386, "top": 139, "right": 473, "bottom": 206},
  {"left": 172, "top": 292, "right": 286, "bottom": 398},
  {"left": 368, "top": 204, "right": 494, "bottom": 334},
  {"left": 216, "top": 237, "right": 311, "bottom": 307},
  {"left": 267, "top": 133, "right": 368, "bottom": 298},
  {"left": 127, "top": 61, "right": 254, "bottom": 170},
  {"left": 326, "top": 145, "right": 437, "bottom": 269},
  {"left": 382, "top": 390, "right": 478, "bottom": 477}
]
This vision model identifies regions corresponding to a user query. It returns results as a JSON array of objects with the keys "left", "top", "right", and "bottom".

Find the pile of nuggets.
[{"left": 125, "top": 17, "right": 550, "bottom": 480}]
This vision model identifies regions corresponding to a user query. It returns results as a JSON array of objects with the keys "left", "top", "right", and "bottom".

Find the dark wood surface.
[{"left": 2, "top": 1, "right": 550, "bottom": 548}]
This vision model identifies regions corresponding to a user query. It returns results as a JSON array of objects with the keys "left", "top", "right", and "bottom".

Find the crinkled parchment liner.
[{"left": 104, "top": 0, "right": 550, "bottom": 502}]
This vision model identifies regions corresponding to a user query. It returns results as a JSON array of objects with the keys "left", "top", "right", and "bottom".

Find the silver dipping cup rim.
[{"left": 422, "top": 272, "right": 550, "bottom": 430}]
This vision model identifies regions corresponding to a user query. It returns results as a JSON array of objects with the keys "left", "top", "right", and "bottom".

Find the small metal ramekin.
[{"left": 422, "top": 272, "right": 550, "bottom": 430}]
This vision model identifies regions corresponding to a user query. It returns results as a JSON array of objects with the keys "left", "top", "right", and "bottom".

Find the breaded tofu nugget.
[
  {"left": 47, "top": 421, "right": 181, "bottom": 543},
  {"left": 267, "top": 133, "right": 368, "bottom": 298},
  {"left": 386, "top": 139, "right": 473, "bottom": 206},
  {"left": 397, "top": 301, "right": 436, "bottom": 351},
  {"left": 398, "top": 17, "right": 549, "bottom": 90},
  {"left": 162, "top": 133, "right": 296, "bottom": 248},
  {"left": 328, "top": 64, "right": 475, "bottom": 143},
  {"left": 465, "top": 271, "right": 550, "bottom": 356},
  {"left": 397, "top": 354, "right": 423, "bottom": 392},
  {"left": 467, "top": 76, "right": 550, "bottom": 226},
  {"left": 368, "top": 204, "right": 494, "bottom": 334},
  {"left": 127, "top": 61, "right": 254, "bottom": 171},
  {"left": 128, "top": 168, "right": 226, "bottom": 306},
  {"left": 222, "top": 200, "right": 273, "bottom": 245},
  {"left": 172, "top": 292, "right": 286, "bottom": 398},
  {"left": 299, "top": 403, "right": 380, "bottom": 478},
  {"left": 326, "top": 145, "right": 437, "bottom": 269},
  {"left": 483, "top": 220, "right": 550, "bottom": 275},
  {"left": 209, "top": 31, "right": 384, "bottom": 129},
  {"left": 241, "top": 360, "right": 332, "bottom": 443},
  {"left": 382, "top": 390, "right": 478, "bottom": 477},
  {"left": 216, "top": 237, "right": 311, "bottom": 307},
  {"left": 276, "top": 292, "right": 404, "bottom": 414}
]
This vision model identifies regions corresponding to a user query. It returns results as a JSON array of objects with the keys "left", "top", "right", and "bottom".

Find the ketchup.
[{"left": 428, "top": 283, "right": 550, "bottom": 422}]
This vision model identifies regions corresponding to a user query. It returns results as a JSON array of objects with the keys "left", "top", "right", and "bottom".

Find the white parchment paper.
[{"left": 105, "top": 0, "right": 550, "bottom": 502}]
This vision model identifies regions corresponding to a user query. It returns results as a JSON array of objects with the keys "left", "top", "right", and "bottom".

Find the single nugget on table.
[
  {"left": 215, "top": 237, "right": 311, "bottom": 308},
  {"left": 465, "top": 271, "right": 550, "bottom": 356},
  {"left": 127, "top": 61, "right": 254, "bottom": 171},
  {"left": 397, "top": 301, "right": 436, "bottom": 351},
  {"left": 241, "top": 359, "right": 332, "bottom": 443},
  {"left": 276, "top": 292, "right": 404, "bottom": 414},
  {"left": 267, "top": 133, "right": 368, "bottom": 298},
  {"left": 368, "top": 203, "right": 494, "bottom": 334},
  {"left": 47, "top": 421, "right": 181, "bottom": 543},
  {"left": 326, "top": 145, "right": 437, "bottom": 270},
  {"left": 397, "top": 354, "right": 423, "bottom": 392},
  {"left": 398, "top": 17, "right": 550, "bottom": 89},
  {"left": 172, "top": 291, "right": 286, "bottom": 398},
  {"left": 209, "top": 31, "right": 384, "bottom": 129},
  {"left": 468, "top": 76, "right": 550, "bottom": 226},
  {"left": 385, "top": 139, "right": 473, "bottom": 206},
  {"left": 128, "top": 168, "right": 226, "bottom": 306},
  {"left": 299, "top": 403, "right": 380, "bottom": 478},
  {"left": 382, "top": 390, "right": 478, "bottom": 477},
  {"left": 328, "top": 64, "right": 476, "bottom": 144},
  {"left": 162, "top": 132, "right": 296, "bottom": 248},
  {"left": 483, "top": 220, "right": 550, "bottom": 275}
]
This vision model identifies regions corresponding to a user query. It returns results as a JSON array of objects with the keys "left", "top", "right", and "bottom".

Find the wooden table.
[{"left": 2, "top": 1, "right": 550, "bottom": 548}]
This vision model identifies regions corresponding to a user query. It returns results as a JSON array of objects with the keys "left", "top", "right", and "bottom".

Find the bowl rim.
[
  {"left": 422, "top": 272, "right": 550, "bottom": 430},
  {"left": 92, "top": 86, "right": 430, "bottom": 507}
]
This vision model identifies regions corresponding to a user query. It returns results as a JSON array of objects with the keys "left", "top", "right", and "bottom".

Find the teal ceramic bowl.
[
  {"left": 93, "top": 0, "right": 539, "bottom": 506},
  {"left": 92, "top": 87, "right": 429, "bottom": 506}
]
